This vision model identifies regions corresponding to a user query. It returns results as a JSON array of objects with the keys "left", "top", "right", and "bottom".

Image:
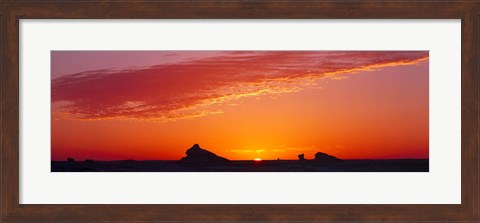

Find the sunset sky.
[{"left": 51, "top": 51, "right": 429, "bottom": 161}]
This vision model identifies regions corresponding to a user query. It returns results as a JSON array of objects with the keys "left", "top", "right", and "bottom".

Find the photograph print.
[{"left": 51, "top": 51, "right": 429, "bottom": 172}]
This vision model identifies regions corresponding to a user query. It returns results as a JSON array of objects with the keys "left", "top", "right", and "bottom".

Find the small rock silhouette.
[
  {"left": 178, "top": 144, "right": 229, "bottom": 165},
  {"left": 314, "top": 152, "right": 342, "bottom": 163},
  {"left": 298, "top": 153, "right": 306, "bottom": 161}
]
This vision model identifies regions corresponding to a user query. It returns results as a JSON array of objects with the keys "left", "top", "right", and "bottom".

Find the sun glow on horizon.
[{"left": 254, "top": 158, "right": 262, "bottom": 162}]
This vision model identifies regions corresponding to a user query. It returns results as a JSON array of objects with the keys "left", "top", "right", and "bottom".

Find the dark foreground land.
[{"left": 51, "top": 159, "right": 429, "bottom": 172}]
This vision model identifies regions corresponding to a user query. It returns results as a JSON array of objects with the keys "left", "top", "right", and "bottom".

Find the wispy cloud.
[{"left": 52, "top": 51, "right": 428, "bottom": 121}]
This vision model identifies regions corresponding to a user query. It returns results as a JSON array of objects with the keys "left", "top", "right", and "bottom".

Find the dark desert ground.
[
  {"left": 52, "top": 144, "right": 428, "bottom": 172},
  {"left": 51, "top": 159, "right": 429, "bottom": 172}
]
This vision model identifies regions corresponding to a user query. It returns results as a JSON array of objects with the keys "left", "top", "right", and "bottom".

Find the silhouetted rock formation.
[
  {"left": 67, "top": 157, "right": 75, "bottom": 163},
  {"left": 178, "top": 144, "right": 229, "bottom": 165},
  {"left": 298, "top": 153, "right": 305, "bottom": 161},
  {"left": 314, "top": 152, "right": 342, "bottom": 163}
]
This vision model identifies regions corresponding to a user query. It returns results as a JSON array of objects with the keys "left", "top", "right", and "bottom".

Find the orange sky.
[{"left": 51, "top": 51, "right": 429, "bottom": 161}]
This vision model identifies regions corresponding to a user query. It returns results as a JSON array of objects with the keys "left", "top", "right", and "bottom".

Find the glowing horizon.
[{"left": 51, "top": 51, "right": 429, "bottom": 161}]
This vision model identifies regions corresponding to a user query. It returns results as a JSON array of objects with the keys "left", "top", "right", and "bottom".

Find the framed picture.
[{"left": 1, "top": 1, "right": 478, "bottom": 222}]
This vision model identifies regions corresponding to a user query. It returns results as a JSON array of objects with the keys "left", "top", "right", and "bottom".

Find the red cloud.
[{"left": 52, "top": 51, "right": 428, "bottom": 121}]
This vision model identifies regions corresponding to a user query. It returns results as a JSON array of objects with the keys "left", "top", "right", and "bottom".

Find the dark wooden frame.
[{"left": 1, "top": 1, "right": 478, "bottom": 222}]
